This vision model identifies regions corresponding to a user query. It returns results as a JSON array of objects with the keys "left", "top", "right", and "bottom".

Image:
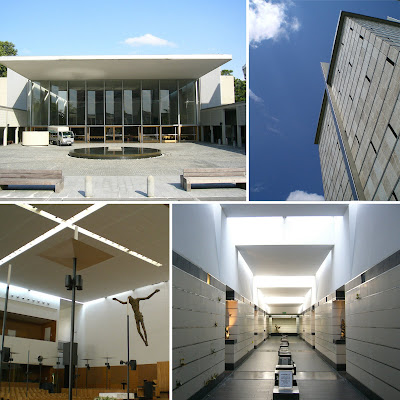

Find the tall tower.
[{"left": 315, "top": 11, "right": 400, "bottom": 201}]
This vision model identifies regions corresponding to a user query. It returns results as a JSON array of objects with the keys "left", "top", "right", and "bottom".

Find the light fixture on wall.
[{"left": 225, "top": 327, "right": 230, "bottom": 339}]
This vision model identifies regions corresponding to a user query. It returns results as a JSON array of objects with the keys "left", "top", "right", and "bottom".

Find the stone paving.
[{"left": 0, "top": 142, "right": 246, "bottom": 201}]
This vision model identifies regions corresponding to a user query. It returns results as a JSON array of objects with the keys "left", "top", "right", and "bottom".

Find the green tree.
[
  {"left": 234, "top": 78, "right": 246, "bottom": 102},
  {"left": 0, "top": 41, "right": 18, "bottom": 77},
  {"left": 221, "top": 69, "right": 233, "bottom": 76}
]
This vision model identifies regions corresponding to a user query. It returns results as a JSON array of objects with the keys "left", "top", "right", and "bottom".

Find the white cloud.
[
  {"left": 124, "top": 34, "right": 176, "bottom": 47},
  {"left": 251, "top": 182, "right": 266, "bottom": 193},
  {"left": 249, "top": 89, "right": 264, "bottom": 103},
  {"left": 249, "top": 0, "right": 300, "bottom": 46},
  {"left": 286, "top": 190, "right": 325, "bottom": 201}
]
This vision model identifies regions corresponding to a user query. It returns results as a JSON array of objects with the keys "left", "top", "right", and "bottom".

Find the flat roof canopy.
[{"left": 0, "top": 54, "right": 232, "bottom": 81}]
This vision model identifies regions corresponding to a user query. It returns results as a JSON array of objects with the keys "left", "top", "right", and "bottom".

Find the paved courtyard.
[{"left": 0, "top": 142, "right": 246, "bottom": 201}]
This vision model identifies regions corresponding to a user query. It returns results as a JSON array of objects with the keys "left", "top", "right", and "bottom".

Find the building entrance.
[{"left": 105, "top": 126, "right": 123, "bottom": 143}]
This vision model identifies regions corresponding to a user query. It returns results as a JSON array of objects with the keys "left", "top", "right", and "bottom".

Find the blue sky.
[
  {"left": 249, "top": 0, "right": 400, "bottom": 201},
  {"left": 0, "top": 0, "right": 245, "bottom": 78}
]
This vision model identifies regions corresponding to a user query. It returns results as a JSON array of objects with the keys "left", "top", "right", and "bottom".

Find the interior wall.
[
  {"left": 173, "top": 205, "right": 254, "bottom": 302},
  {"left": 271, "top": 317, "right": 297, "bottom": 334},
  {"left": 315, "top": 204, "right": 400, "bottom": 301},
  {"left": 172, "top": 204, "right": 220, "bottom": 278},
  {"left": 75, "top": 282, "right": 168, "bottom": 367}
]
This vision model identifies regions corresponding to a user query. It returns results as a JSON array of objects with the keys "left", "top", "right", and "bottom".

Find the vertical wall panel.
[
  {"left": 225, "top": 298, "right": 254, "bottom": 366},
  {"left": 315, "top": 298, "right": 346, "bottom": 367},
  {"left": 172, "top": 267, "right": 226, "bottom": 400},
  {"left": 345, "top": 264, "right": 400, "bottom": 399}
]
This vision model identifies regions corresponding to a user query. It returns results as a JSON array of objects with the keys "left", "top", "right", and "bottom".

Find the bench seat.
[
  {"left": 0, "top": 170, "right": 64, "bottom": 193},
  {"left": 180, "top": 168, "right": 246, "bottom": 191}
]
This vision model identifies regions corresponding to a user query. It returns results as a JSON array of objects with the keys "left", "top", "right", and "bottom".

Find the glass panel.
[
  {"left": 89, "top": 126, "right": 104, "bottom": 142},
  {"left": 105, "top": 126, "right": 114, "bottom": 142},
  {"left": 123, "top": 80, "right": 141, "bottom": 125},
  {"left": 160, "top": 80, "right": 178, "bottom": 125},
  {"left": 50, "top": 81, "right": 67, "bottom": 125},
  {"left": 68, "top": 81, "right": 85, "bottom": 125},
  {"left": 115, "top": 127, "right": 122, "bottom": 141},
  {"left": 142, "top": 80, "right": 159, "bottom": 125},
  {"left": 32, "top": 81, "right": 50, "bottom": 126},
  {"left": 70, "top": 127, "right": 85, "bottom": 142},
  {"left": 161, "top": 126, "right": 177, "bottom": 142},
  {"left": 179, "top": 80, "right": 196, "bottom": 125},
  {"left": 143, "top": 126, "right": 159, "bottom": 142},
  {"left": 180, "top": 126, "right": 197, "bottom": 141},
  {"left": 87, "top": 80, "right": 104, "bottom": 125},
  {"left": 105, "top": 80, "right": 122, "bottom": 125},
  {"left": 124, "top": 126, "right": 140, "bottom": 143}
]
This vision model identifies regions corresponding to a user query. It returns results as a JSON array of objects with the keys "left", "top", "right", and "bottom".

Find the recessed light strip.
[
  {"left": 72, "top": 226, "right": 162, "bottom": 267},
  {"left": 0, "top": 204, "right": 106, "bottom": 268},
  {"left": 15, "top": 203, "right": 162, "bottom": 267}
]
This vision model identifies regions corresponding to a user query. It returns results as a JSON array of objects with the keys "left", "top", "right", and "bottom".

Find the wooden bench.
[
  {"left": 180, "top": 168, "right": 246, "bottom": 191},
  {"left": 0, "top": 170, "right": 64, "bottom": 193}
]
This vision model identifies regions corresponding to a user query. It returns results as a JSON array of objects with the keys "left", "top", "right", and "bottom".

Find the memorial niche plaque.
[{"left": 278, "top": 370, "right": 293, "bottom": 390}]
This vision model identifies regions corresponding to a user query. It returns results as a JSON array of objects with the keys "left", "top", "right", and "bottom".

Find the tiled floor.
[{"left": 202, "top": 337, "right": 369, "bottom": 400}]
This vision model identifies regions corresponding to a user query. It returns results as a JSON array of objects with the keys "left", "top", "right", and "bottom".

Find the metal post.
[
  {"left": 26, "top": 350, "right": 29, "bottom": 397},
  {"left": 106, "top": 366, "right": 108, "bottom": 390},
  {"left": 68, "top": 257, "right": 77, "bottom": 400},
  {"left": 127, "top": 314, "right": 129, "bottom": 400},
  {"left": 0, "top": 264, "right": 12, "bottom": 389}
]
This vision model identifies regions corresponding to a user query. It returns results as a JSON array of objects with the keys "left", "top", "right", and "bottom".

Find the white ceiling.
[
  {"left": 0, "top": 55, "right": 232, "bottom": 80},
  {"left": 222, "top": 204, "right": 348, "bottom": 218},
  {"left": 0, "top": 204, "right": 169, "bottom": 302},
  {"left": 237, "top": 244, "right": 333, "bottom": 276},
  {"left": 259, "top": 287, "right": 311, "bottom": 297}
]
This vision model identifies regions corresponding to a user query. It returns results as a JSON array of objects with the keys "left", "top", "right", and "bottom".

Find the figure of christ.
[{"left": 113, "top": 289, "right": 160, "bottom": 346}]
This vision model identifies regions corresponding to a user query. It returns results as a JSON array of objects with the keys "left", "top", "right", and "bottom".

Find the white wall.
[
  {"left": 220, "top": 76, "right": 234, "bottom": 105},
  {"left": 74, "top": 282, "right": 168, "bottom": 367},
  {"left": 173, "top": 204, "right": 220, "bottom": 279},
  {"left": 173, "top": 205, "right": 254, "bottom": 301},
  {"left": 199, "top": 68, "right": 221, "bottom": 109},
  {"left": 0, "top": 78, "right": 7, "bottom": 106},
  {"left": 7, "top": 69, "right": 28, "bottom": 110},
  {"left": 315, "top": 204, "right": 400, "bottom": 301}
]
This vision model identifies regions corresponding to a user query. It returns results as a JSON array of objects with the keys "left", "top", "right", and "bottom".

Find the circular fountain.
[{"left": 69, "top": 147, "right": 161, "bottom": 160}]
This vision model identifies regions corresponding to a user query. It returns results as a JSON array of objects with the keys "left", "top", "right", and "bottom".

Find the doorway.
[{"left": 105, "top": 126, "right": 123, "bottom": 142}]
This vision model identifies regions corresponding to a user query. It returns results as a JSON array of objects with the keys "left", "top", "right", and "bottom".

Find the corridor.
[{"left": 202, "top": 337, "right": 367, "bottom": 400}]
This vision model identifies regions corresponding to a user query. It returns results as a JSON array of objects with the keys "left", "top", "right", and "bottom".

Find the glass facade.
[{"left": 29, "top": 79, "right": 198, "bottom": 142}]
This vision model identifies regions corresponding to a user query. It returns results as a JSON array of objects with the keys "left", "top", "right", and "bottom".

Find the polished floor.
[{"left": 202, "top": 336, "right": 369, "bottom": 400}]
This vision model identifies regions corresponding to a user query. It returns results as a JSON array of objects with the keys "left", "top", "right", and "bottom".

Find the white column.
[
  {"left": 3, "top": 126, "right": 7, "bottom": 146},
  {"left": 237, "top": 125, "right": 242, "bottom": 148},
  {"left": 222, "top": 112, "right": 227, "bottom": 145},
  {"left": 15, "top": 127, "right": 19, "bottom": 144}
]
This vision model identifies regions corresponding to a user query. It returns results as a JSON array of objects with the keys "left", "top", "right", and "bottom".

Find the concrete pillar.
[
  {"left": 221, "top": 110, "right": 227, "bottom": 145},
  {"left": 178, "top": 125, "right": 181, "bottom": 143},
  {"left": 15, "top": 127, "right": 19, "bottom": 144},
  {"left": 1, "top": 128, "right": 5, "bottom": 147},
  {"left": 200, "top": 126, "right": 204, "bottom": 142},
  {"left": 237, "top": 125, "right": 242, "bottom": 148},
  {"left": 210, "top": 126, "right": 214, "bottom": 144},
  {"left": 3, "top": 126, "right": 8, "bottom": 146}
]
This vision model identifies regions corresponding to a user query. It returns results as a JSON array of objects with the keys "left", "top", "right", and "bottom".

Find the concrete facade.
[{"left": 315, "top": 12, "right": 400, "bottom": 200}]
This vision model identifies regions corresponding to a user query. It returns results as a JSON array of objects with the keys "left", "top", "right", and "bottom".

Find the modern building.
[
  {"left": 172, "top": 203, "right": 400, "bottom": 400},
  {"left": 315, "top": 11, "right": 400, "bottom": 201},
  {"left": 0, "top": 204, "right": 169, "bottom": 397},
  {"left": 0, "top": 55, "right": 246, "bottom": 147}
]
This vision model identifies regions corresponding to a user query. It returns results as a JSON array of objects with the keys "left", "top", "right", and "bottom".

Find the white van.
[{"left": 49, "top": 130, "right": 74, "bottom": 146}]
